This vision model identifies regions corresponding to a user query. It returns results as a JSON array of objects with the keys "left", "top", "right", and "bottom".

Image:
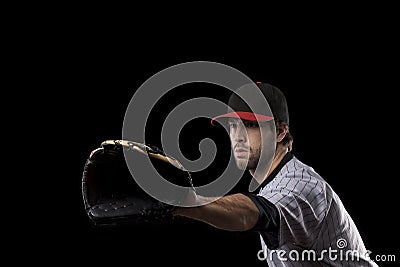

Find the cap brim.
[{"left": 211, "top": 111, "right": 274, "bottom": 126}]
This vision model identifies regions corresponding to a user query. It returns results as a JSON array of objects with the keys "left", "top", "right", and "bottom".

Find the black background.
[{"left": 27, "top": 12, "right": 399, "bottom": 266}]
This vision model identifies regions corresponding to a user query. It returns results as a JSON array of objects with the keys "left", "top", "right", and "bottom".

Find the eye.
[
  {"left": 244, "top": 121, "right": 259, "bottom": 128},
  {"left": 229, "top": 122, "right": 237, "bottom": 129}
]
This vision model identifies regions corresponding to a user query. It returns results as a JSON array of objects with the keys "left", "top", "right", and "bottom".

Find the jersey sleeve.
[
  {"left": 242, "top": 192, "right": 280, "bottom": 249},
  {"left": 260, "top": 171, "right": 329, "bottom": 249}
]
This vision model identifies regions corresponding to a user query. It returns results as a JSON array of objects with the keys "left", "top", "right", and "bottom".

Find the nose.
[{"left": 233, "top": 123, "right": 247, "bottom": 143}]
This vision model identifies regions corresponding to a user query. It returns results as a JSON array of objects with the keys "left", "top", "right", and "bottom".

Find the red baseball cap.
[{"left": 211, "top": 82, "right": 289, "bottom": 125}]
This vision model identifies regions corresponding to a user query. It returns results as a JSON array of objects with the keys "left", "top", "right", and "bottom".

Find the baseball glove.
[{"left": 82, "top": 140, "right": 194, "bottom": 226}]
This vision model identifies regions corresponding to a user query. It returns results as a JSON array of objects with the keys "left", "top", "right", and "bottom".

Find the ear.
[{"left": 276, "top": 123, "right": 288, "bottom": 143}]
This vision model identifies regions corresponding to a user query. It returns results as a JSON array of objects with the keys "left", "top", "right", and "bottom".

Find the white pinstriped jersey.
[{"left": 258, "top": 156, "right": 377, "bottom": 266}]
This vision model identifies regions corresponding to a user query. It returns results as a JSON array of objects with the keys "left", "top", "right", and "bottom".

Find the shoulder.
[{"left": 259, "top": 157, "right": 330, "bottom": 207}]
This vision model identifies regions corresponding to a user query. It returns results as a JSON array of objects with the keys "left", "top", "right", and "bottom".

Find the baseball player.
[{"left": 172, "top": 82, "right": 378, "bottom": 266}]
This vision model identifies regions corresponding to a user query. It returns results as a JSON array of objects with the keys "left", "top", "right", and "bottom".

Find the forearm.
[{"left": 172, "top": 193, "right": 259, "bottom": 231}]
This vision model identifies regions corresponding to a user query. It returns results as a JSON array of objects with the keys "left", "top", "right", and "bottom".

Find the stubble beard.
[{"left": 235, "top": 147, "right": 261, "bottom": 171}]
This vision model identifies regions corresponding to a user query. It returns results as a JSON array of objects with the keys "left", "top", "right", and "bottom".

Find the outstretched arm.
[{"left": 172, "top": 193, "right": 259, "bottom": 231}]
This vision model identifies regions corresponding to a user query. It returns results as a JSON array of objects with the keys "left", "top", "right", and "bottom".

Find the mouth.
[{"left": 234, "top": 148, "right": 249, "bottom": 158}]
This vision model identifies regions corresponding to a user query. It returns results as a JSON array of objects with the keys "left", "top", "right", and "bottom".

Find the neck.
[{"left": 249, "top": 145, "right": 288, "bottom": 184}]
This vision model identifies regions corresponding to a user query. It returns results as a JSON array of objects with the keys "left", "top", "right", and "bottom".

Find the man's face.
[{"left": 229, "top": 118, "right": 274, "bottom": 171}]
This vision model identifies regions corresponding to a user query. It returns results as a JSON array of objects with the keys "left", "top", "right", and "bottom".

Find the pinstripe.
[{"left": 257, "top": 156, "right": 377, "bottom": 266}]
